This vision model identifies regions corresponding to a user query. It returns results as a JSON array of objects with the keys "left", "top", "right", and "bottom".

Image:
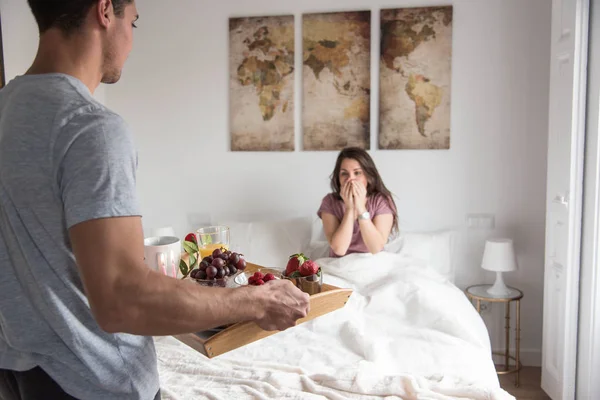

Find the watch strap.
[{"left": 358, "top": 211, "right": 370, "bottom": 220}]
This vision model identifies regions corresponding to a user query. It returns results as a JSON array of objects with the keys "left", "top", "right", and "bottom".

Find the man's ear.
[{"left": 95, "top": 0, "right": 113, "bottom": 29}]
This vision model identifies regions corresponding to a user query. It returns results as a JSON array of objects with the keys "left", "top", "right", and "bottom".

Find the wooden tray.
[{"left": 173, "top": 262, "right": 353, "bottom": 358}]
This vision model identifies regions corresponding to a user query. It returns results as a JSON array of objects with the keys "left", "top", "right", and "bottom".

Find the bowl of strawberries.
[
  {"left": 234, "top": 268, "right": 282, "bottom": 286},
  {"left": 283, "top": 253, "right": 322, "bottom": 295}
]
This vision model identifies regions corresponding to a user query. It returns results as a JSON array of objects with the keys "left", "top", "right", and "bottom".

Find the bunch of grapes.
[{"left": 190, "top": 247, "right": 247, "bottom": 282}]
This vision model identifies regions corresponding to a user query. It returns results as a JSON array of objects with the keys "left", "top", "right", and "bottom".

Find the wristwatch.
[{"left": 358, "top": 211, "right": 371, "bottom": 220}]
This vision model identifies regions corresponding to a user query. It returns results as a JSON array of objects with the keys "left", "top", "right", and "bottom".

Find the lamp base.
[{"left": 487, "top": 271, "right": 511, "bottom": 296}]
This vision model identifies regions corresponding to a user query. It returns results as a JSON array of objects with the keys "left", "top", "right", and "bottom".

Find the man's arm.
[{"left": 69, "top": 216, "right": 310, "bottom": 335}]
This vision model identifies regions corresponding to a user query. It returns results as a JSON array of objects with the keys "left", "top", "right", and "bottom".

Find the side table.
[{"left": 465, "top": 284, "right": 523, "bottom": 387}]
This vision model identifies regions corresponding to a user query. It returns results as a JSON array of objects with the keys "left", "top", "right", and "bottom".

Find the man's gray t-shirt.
[{"left": 0, "top": 74, "right": 159, "bottom": 399}]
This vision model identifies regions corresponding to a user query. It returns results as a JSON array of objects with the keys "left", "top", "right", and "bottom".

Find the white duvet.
[{"left": 155, "top": 252, "right": 515, "bottom": 400}]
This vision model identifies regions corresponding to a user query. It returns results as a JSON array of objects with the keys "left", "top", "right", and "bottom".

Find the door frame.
[
  {"left": 577, "top": 0, "right": 600, "bottom": 396},
  {"left": 562, "top": 0, "right": 588, "bottom": 396},
  {"left": 542, "top": 0, "right": 589, "bottom": 398}
]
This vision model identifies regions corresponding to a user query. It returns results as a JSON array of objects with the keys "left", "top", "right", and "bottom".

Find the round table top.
[{"left": 465, "top": 284, "right": 523, "bottom": 301}]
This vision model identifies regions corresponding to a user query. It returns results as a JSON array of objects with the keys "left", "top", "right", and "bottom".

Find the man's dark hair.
[{"left": 27, "top": 0, "right": 133, "bottom": 34}]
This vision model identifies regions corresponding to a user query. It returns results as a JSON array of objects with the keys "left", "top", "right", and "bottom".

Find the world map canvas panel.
[
  {"left": 229, "top": 15, "right": 295, "bottom": 151},
  {"left": 379, "top": 6, "right": 453, "bottom": 150},
  {"left": 303, "top": 11, "right": 371, "bottom": 151},
  {"left": 0, "top": 14, "right": 5, "bottom": 89}
]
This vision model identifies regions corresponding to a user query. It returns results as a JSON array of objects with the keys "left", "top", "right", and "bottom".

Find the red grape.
[
  {"left": 212, "top": 248, "right": 222, "bottom": 258},
  {"left": 236, "top": 259, "right": 247, "bottom": 271},
  {"left": 229, "top": 253, "right": 240, "bottom": 265},
  {"left": 206, "top": 266, "right": 217, "bottom": 278},
  {"left": 212, "top": 258, "right": 225, "bottom": 268}
]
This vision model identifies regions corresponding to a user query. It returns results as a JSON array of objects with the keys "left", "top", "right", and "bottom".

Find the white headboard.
[
  {"left": 214, "top": 215, "right": 457, "bottom": 282},
  {"left": 213, "top": 216, "right": 315, "bottom": 270}
]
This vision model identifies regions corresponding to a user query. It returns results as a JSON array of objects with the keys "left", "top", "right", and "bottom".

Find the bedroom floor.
[{"left": 499, "top": 367, "right": 550, "bottom": 399}]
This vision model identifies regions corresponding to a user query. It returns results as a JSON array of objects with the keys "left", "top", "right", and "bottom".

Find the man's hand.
[{"left": 253, "top": 279, "right": 310, "bottom": 331}]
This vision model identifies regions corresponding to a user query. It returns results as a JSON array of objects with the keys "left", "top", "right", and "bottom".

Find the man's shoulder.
[
  {"left": 50, "top": 80, "right": 124, "bottom": 132},
  {"left": 53, "top": 105, "right": 131, "bottom": 161},
  {"left": 5, "top": 73, "right": 124, "bottom": 130},
  {"left": 62, "top": 105, "right": 126, "bottom": 132}
]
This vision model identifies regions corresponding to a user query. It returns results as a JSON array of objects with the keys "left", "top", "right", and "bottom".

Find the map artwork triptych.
[
  {"left": 302, "top": 11, "right": 371, "bottom": 151},
  {"left": 229, "top": 15, "right": 295, "bottom": 151},
  {"left": 229, "top": 6, "right": 453, "bottom": 152},
  {"left": 0, "top": 14, "right": 5, "bottom": 89}
]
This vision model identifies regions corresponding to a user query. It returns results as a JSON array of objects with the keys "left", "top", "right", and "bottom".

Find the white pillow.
[
  {"left": 304, "top": 216, "right": 456, "bottom": 281},
  {"left": 310, "top": 216, "right": 326, "bottom": 242},
  {"left": 305, "top": 240, "right": 330, "bottom": 260},
  {"left": 383, "top": 235, "right": 404, "bottom": 253},
  {"left": 395, "top": 230, "right": 456, "bottom": 282},
  {"left": 306, "top": 216, "right": 330, "bottom": 259},
  {"left": 215, "top": 217, "right": 313, "bottom": 270}
]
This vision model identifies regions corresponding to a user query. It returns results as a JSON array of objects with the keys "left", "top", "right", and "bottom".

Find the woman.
[{"left": 318, "top": 147, "right": 399, "bottom": 257}]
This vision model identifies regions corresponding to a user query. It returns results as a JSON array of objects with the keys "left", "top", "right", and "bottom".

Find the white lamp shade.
[{"left": 481, "top": 238, "right": 518, "bottom": 272}]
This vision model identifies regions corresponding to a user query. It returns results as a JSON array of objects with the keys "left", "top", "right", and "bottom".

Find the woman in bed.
[{"left": 318, "top": 147, "right": 398, "bottom": 257}]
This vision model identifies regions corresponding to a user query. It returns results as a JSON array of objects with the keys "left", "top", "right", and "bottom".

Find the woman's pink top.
[{"left": 317, "top": 193, "right": 394, "bottom": 257}]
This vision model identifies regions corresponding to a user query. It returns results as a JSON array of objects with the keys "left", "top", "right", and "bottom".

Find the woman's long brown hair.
[{"left": 329, "top": 147, "right": 399, "bottom": 233}]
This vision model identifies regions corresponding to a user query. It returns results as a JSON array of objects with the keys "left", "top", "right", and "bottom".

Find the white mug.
[{"left": 144, "top": 236, "right": 181, "bottom": 278}]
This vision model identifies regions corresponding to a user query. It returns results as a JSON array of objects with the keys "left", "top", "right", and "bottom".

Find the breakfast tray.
[{"left": 173, "top": 262, "right": 353, "bottom": 358}]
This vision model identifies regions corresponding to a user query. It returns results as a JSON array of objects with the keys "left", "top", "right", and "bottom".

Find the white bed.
[{"left": 153, "top": 217, "right": 515, "bottom": 400}]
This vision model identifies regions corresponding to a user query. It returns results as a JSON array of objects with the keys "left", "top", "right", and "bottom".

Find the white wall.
[
  {"left": 1, "top": 0, "right": 551, "bottom": 366},
  {"left": 1, "top": 1, "right": 36, "bottom": 84},
  {"left": 0, "top": 0, "right": 106, "bottom": 102}
]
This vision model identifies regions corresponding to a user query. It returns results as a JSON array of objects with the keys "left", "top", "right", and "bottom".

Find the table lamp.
[{"left": 481, "top": 238, "right": 518, "bottom": 296}]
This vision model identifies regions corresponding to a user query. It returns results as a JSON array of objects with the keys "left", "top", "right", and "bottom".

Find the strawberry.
[
  {"left": 299, "top": 260, "right": 319, "bottom": 277},
  {"left": 184, "top": 233, "right": 197, "bottom": 244},
  {"left": 285, "top": 253, "right": 307, "bottom": 276}
]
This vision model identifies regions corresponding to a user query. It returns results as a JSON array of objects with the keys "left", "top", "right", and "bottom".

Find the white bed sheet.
[{"left": 155, "top": 252, "right": 515, "bottom": 400}]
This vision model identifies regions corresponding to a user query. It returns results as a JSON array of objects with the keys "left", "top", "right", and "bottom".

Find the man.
[{"left": 0, "top": 1, "right": 310, "bottom": 399}]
